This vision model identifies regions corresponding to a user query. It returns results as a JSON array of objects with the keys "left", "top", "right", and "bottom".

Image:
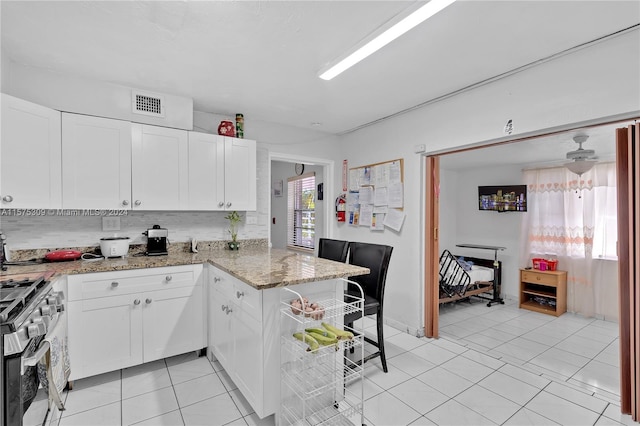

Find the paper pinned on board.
[
  {"left": 371, "top": 213, "right": 385, "bottom": 231},
  {"left": 359, "top": 186, "right": 374, "bottom": 204},
  {"left": 374, "top": 187, "right": 388, "bottom": 206},
  {"left": 359, "top": 204, "right": 373, "bottom": 227},
  {"left": 384, "top": 208, "right": 405, "bottom": 232},
  {"left": 388, "top": 182, "right": 404, "bottom": 208}
]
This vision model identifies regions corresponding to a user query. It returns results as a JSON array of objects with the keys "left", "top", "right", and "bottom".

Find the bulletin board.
[{"left": 347, "top": 158, "right": 405, "bottom": 232}]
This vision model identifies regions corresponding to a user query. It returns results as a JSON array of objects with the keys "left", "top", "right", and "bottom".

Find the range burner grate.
[
  {"left": 0, "top": 277, "right": 47, "bottom": 325},
  {"left": 0, "top": 278, "right": 34, "bottom": 288}
]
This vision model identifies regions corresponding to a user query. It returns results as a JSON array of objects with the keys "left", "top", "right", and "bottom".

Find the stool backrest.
[
  {"left": 317, "top": 238, "right": 349, "bottom": 263},
  {"left": 348, "top": 242, "right": 393, "bottom": 302}
]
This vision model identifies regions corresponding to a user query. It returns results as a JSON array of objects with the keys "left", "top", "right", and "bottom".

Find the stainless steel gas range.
[{"left": 1, "top": 274, "right": 65, "bottom": 426}]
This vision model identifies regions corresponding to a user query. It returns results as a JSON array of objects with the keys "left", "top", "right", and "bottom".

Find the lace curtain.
[{"left": 519, "top": 162, "right": 618, "bottom": 319}]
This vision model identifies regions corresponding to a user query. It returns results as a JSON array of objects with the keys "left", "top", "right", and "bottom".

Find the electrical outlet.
[
  {"left": 246, "top": 216, "right": 257, "bottom": 225},
  {"left": 102, "top": 217, "right": 121, "bottom": 231}
]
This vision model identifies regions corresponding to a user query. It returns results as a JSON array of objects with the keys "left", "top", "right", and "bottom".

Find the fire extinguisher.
[{"left": 335, "top": 193, "right": 347, "bottom": 222}]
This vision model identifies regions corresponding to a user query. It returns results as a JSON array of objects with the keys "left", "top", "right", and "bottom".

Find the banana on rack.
[
  {"left": 321, "top": 322, "right": 354, "bottom": 340},
  {"left": 305, "top": 329, "right": 338, "bottom": 349},
  {"left": 304, "top": 327, "right": 337, "bottom": 340},
  {"left": 293, "top": 332, "right": 320, "bottom": 352}
]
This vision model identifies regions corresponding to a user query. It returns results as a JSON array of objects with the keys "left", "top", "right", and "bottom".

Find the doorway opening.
[
  {"left": 268, "top": 153, "right": 335, "bottom": 251},
  {"left": 423, "top": 118, "right": 637, "bottom": 408}
]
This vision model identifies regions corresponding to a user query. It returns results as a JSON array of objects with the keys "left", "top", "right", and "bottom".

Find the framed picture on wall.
[{"left": 272, "top": 179, "right": 283, "bottom": 197}]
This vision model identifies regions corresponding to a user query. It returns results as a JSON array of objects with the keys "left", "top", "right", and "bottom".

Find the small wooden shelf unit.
[{"left": 519, "top": 269, "right": 567, "bottom": 316}]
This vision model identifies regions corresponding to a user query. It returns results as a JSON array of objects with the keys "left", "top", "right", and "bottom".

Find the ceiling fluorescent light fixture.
[{"left": 319, "top": 0, "right": 456, "bottom": 81}]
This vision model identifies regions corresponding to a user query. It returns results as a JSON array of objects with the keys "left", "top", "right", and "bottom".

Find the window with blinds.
[{"left": 287, "top": 172, "right": 316, "bottom": 250}]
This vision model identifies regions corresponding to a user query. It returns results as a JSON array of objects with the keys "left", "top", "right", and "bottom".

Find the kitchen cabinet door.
[
  {"left": 207, "top": 266, "right": 264, "bottom": 414},
  {"left": 0, "top": 94, "right": 62, "bottom": 209},
  {"left": 187, "top": 132, "right": 256, "bottom": 211},
  {"left": 131, "top": 123, "right": 188, "bottom": 210},
  {"left": 142, "top": 285, "right": 205, "bottom": 361},
  {"left": 209, "top": 277, "right": 234, "bottom": 368},
  {"left": 68, "top": 295, "right": 143, "bottom": 381},
  {"left": 224, "top": 137, "right": 256, "bottom": 211},
  {"left": 62, "top": 113, "right": 132, "bottom": 209},
  {"left": 233, "top": 309, "right": 262, "bottom": 410},
  {"left": 188, "top": 132, "right": 225, "bottom": 210}
]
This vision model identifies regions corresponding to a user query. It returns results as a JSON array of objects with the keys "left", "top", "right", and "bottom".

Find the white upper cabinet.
[
  {"left": 225, "top": 137, "right": 257, "bottom": 211},
  {"left": 188, "top": 132, "right": 256, "bottom": 211},
  {"left": 1, "top": 94, "right": 62, "bottom": 209},
  {"left": 132, "top": 123, "right": 189, "bottom": 210},
  {"left": 62, "top": 113, "right": 132, "bottom": 209},
  {"left": 188, "top": 132, "right": 225, "bottom": 210}
]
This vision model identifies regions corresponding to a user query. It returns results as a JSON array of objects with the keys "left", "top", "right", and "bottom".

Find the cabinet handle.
[
  {"left": 2, "top": 195, "right": 13, "bottom": 203},
  {"left": 133, "top": 299, "right": 140, "bottom": 305},
  {"left": 122, "top": 200, "right": 129, "bottom": 206},
  {"left": 226, "top": 202, "right": 232, "bottom": 208},
  {"left": 214, "top": 277, "right": 221, "bottom": 283},
  {"left": 135, "top": 200, "right": 142, "bottom": 206},
  {"left": 236, "top": 291, "right": 244, "bottom": 299},
  {"left": 218, "top": 201, "right": 224, "bottom": 207},
  {"left": 146, "top": 298, "right": 152, "bottom": 304},
  {"left": 111, "top": 281, "right": 119, "bottom": 288},
  {"left": 166, "top": 275, "right": 172, "bottom": 282}
]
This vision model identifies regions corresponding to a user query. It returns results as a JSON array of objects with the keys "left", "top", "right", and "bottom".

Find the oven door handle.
[{"left": 21, "top": 341, "right": 50, "bottom": 375}]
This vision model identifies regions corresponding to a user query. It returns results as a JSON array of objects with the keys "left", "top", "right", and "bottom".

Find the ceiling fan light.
[{"left": 565, "top": 159, "right": 596, "bottom": 176}]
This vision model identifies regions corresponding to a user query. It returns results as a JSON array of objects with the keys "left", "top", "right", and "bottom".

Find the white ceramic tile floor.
[{"left": 53, "top": 298, "right": 633, "bottom": 425}]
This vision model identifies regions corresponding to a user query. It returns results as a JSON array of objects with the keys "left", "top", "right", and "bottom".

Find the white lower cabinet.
[
  {"left": 67, "top": 265, "right": 205, "bottom": 381},
  {"left": 208, "top": 265, "right": 264, "bottom": 414},
  {"left": 207, "top": 265, "right": 341, "bottom": 420}
]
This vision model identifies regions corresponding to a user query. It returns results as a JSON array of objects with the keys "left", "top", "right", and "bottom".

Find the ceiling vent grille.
[{"left": 132, "top": 91, "right": 165, "bottom": 117}]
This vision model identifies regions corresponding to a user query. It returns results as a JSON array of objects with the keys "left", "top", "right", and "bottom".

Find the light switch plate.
[{"left": 102, "top": 217, "right": 121, "bottom": 231}]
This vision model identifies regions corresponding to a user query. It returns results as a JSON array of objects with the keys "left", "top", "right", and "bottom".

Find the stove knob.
[
  {"left": 47, "top": 294, "right": 61, "bottom": 306},
  {"left": 27, "top": 320, "right": 47, "bottom": 338},
  {"left": 40, "top": 305, "right": 55, "bottom": 318}
]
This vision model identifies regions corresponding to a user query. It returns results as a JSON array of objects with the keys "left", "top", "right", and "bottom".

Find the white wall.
[
  {"left": 2, "top": 59, "right": 193, "bottom": 130},
  {"left": 335, "top": 29, "right": 640, "bottom": 335},
  {"left": 270, "top": 162, "right": 324, "bottom": 250}
]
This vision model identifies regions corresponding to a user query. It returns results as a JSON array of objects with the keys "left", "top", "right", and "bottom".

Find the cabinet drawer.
[
  {"left": 209, "top": 265, "right": 261, "bottom": 322},
  {"left": 68, "top": 265, "right": 199, "bottom": 301},
  {"left": 521, "top": 271, "right": 558, "bottom": 287}
]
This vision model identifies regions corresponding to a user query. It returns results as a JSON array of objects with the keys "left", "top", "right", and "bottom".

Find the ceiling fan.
[{"left": 565, "top": 135, "right": 597, "bottom": 176}]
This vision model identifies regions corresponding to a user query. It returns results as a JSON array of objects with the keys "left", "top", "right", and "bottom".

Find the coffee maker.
[{"left": 144, "top": 225, "right": 168, "bottom": 256}]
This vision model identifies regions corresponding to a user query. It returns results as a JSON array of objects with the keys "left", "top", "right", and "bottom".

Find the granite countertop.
[{"left": 0, "top": 247, "right": 369, "bottom": 290}]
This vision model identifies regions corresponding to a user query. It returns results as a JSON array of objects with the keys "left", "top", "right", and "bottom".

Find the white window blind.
[{"left": 287, "top": 172, "right": 316, "bottom": 250}]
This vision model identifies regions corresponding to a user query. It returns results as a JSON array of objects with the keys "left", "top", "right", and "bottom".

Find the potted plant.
[{"left": 225, "top": 210, "right": 241, "bottom": 250}]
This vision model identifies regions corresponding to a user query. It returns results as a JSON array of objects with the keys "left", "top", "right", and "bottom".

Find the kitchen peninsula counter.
[
  {"left": 2, "top": 246, "right": 369, "bottom": 420},
  {"left": 0, "top": 247, "right": 369, "bottom": 289}
]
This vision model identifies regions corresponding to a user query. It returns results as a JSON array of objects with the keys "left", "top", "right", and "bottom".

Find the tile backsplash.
[{"left": 0, "top": 148, "right": 270, "bottom": 251}]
